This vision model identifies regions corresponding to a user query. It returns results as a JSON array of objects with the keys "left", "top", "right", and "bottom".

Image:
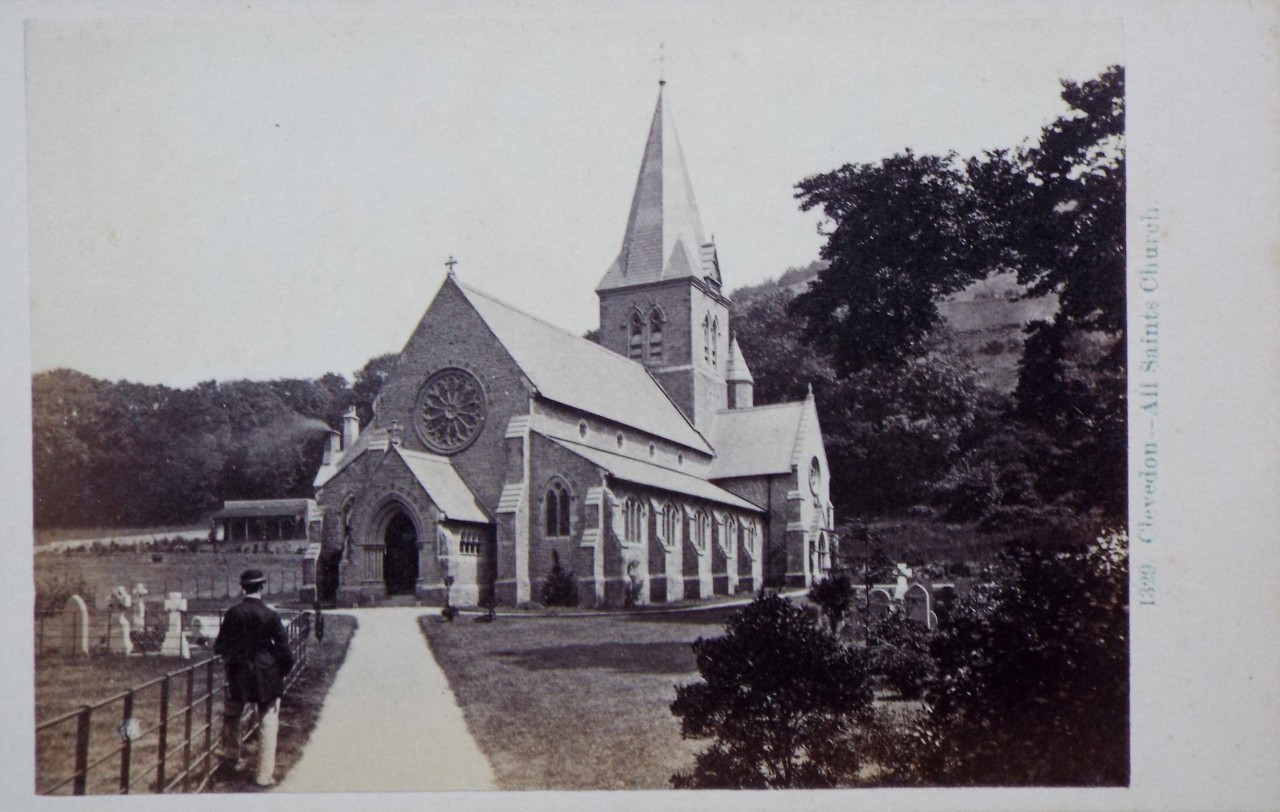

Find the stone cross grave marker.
[
  {"left": 893, "top": 563, "right": 914, "bottom": 600},
  {"left": 131, "top": 583, "right": 148, "bottom": 627},
  {"left": 62, "top": 595, "right": 89, "bottom": 656},
  {"left": 109, "top": 614, "right": 133, "bottom": 656},
  {"left": 160, "top": 592, "right": 190, "bottom": 658}
]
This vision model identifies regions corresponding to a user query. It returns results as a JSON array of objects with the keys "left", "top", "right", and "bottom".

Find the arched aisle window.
[
  {"left": 702, "top": 313, "right": 711, "bottom": 363},
  {"left": 648, "top": 308, "right": 664, "bottom": 361},
  {"left": 661, "top": 501, "right": 680, "bottom": 549},
  {"left": 545, "top": 480, "right": 572, "bottom": 537},
  {"left": 623, "top": 496, "right": 646, "bottom": 545},
  {"left": 629, "top": 311, "right": 645, "bottom": 360},
  {"left": 694, "top": 509, "right": 711, "bottom": 553},
  {"left": 711, "top": 317, "right": 719, "bottom": 367}
]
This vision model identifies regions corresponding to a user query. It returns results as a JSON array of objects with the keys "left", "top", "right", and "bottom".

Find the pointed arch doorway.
[{"left": 382, "top": 509, "right": 420, "bottom": 596}]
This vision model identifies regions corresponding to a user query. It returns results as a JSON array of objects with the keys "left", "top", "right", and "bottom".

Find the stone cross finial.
[{"left": 445, "top": 255, "right": 458, "bottom": 276}]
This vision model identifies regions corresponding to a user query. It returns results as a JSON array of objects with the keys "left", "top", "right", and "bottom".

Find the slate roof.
[
  {"left": 457, "top": 280, "right": 711, "bottom": 453},
  {"left": 707, "top": 400, "right": 809, "bottom": 479},
  {"left": 546, "top": 435, "right": 763, "bottom": 512},
  {"left": 597, "top": 88, "right": 718, "bottom": 292},
  {"left": 395, "top": 447, "right": 491, "bottom": 523},
  {"left": 213, "top": 499, "right": 315, "bottom": 519}
]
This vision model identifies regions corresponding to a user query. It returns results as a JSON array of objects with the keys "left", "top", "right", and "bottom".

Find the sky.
[{"left": 26, "top": 7, "right": 1123, "bottom": 387}]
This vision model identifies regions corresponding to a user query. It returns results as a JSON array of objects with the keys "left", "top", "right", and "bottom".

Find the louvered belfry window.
[
  {"left": 648, "top": 309, "right": 664, "bottom": 361},
  {"left": 629, "top": 311, "right": 645, "bottom": 359}
]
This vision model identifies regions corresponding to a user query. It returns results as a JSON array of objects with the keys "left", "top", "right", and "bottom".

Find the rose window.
[{"left": 414, "top": 368, "right": 487, "bottom": 454}]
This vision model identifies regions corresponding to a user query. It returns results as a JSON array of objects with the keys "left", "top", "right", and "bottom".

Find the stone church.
[{"left": 311, "top": 87, "right": 835, "bottom": 607}]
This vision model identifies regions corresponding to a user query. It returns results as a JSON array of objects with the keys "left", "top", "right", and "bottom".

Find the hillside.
[{"left": 731, "top": 265, "right": 1057, "bottom": 393}]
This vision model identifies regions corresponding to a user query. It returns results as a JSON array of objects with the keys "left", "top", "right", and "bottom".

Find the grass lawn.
[
  {"left": 34, "top": 615, "right": 356, "bottom": 795},
  {"left": 419, "top": 607, "right": 742, "bottom": 790}
]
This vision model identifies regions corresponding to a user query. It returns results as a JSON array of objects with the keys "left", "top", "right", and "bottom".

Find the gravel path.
[{"left": 274, "top": 607, "right": 496, "bottom": 793}]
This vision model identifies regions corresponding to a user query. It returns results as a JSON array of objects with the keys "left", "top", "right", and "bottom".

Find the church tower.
[{"left": 596, "top": 85, "right": 740, "bottom": 433}]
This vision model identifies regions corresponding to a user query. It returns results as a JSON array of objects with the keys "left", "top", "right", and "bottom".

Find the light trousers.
[{"left": 220, "top": 698, "right": 281, "bottom": 786}]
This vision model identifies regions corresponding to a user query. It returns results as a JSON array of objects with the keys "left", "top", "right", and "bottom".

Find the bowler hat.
[{"left": 240, "top": 569, "right": 267, "bottom": 587}]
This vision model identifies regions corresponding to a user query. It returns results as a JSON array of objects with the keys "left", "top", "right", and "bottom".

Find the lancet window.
[
  {"left": 623, "top": 497, "right": 646, "bottom": 545},
  {"left": 544, "top": 480, "right": 572, "bottom": 538},
  {"left": 693, "top": 509, "right": 711, "bottom": 553}
]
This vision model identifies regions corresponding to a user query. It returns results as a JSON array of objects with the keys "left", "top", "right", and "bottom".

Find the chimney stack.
[{"left": 342, "top": 405, "right": 360, "bottom": 449}]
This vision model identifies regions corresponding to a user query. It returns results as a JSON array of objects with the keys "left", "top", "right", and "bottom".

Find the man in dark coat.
[{"left": 215, "top": 569, "right": 295, "bottom": 787}]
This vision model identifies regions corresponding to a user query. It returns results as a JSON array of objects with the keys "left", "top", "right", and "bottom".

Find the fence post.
[
  {"left": 72, "top": 704, "right": 92, "bottom": 795},
  {"left": 156, "top": 675, "right": 169, "bottom": 792},
  {"left": 203, "top": 660, "right": 215, "bottom": 785},
  {"left": 119, "top": 690, "right": 134, "bottom": 793},
  {"left": 182, "top": 668, "right": 195, "bottom": 791}
]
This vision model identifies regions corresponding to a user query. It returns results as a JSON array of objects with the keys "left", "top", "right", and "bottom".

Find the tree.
[
  {"left": 808, "top": 571, "right": 855, "bottom": 634},
  {"left": 912, "top": 530, "right": 1129, "bottom": 785},
  {"left": 671, "top": 592, "right": 874, "bottom": 788},
  {"left": 731, "top": 287, "right": 836, "bottom": 404},
  {"left": 351, "top": 353, "right": 398, "bottom": 425},
  {"left": 791, "top": 151, "right": 992, "bottom": 375},
  {"left": 31, "top": 369, "right": 102, "bottom": 526},
  {"left": 816, "top": 336, "right": 1003, "bottom": 516},
  {"left": 983, "top": 66, "right": 1127, "bottom": 522}
]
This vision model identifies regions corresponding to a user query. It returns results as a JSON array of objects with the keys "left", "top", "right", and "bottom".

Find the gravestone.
[
  {"left": 131, "top": 583, "right": 149, "bottom": 627},
  {"left": 62, "top": 595, "right": 89, "bottom": 656},
  {"left": 300, "top": 542, "right": 322, "bottom": 603},
  {"left": 108, "top": 614, "right": 133, "bottom": 656},
  {"left": 868, "top": 588, "right": 892, "bottom": 620},
  {"left": 160, "top": 592, "right": 190, "bottom": 658},
  {"left": 904, "top": 583, "right": 936, "bottom": 630},
  {"left": 188, "top": 614, "right": 221, "bottom": 647}
]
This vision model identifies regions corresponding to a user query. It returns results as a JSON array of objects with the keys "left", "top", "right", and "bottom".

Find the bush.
[
  {"left": 541, "top": 551, "right": 579, "bottom": 607},
  {"left": 671, "top": 592, "right": 875, "bottom": 788},
  {"left": 918, "top": 531, "right": 1129, "bottom": 785},
  {"left": 809, "top": 571, "right": 854, "bottom": 633},
  {"left": 623, "top": 560, "right": 644, "bottom": 608},
  {"left": 34, "top": 576, "right": 96, "bottom": 614},
  {"left": 868, "top": 609, "right": 935, "bottom": 699}
]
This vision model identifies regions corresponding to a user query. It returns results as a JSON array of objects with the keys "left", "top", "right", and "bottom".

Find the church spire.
[{"left": 596, "top": 86, "right": 715, "bottom": 292}]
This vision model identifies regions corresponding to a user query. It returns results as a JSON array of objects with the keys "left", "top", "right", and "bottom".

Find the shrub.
[
  {"left": 34, "top": 576, "right": 96, "bottom": 614},
  {"left": 623, "top": 560, "right": 644, "bottom": 608},
  {"left": 541, "top": 550, "right": 579, "bottom": 607},
  {"left": 868, "top": 608, "right": 935, "bottom": 699},
  {"left": 808, "top": 571, "right": 855, "bottom": 633},
  {"left": 919, "top": 531, "right": 1130, "bottom": 785},
  {"left": 671, "top": 592, "right": 875, "bottom": 788}
]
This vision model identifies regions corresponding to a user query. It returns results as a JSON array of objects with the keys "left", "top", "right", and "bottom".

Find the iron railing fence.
[{"left": 35, "top": 612, "right": 312, "bottom": 795}]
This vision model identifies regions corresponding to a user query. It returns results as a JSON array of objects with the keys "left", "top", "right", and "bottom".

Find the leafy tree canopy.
[{"left": 791, "top": 151, "right": 993, "bottom": 375}]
